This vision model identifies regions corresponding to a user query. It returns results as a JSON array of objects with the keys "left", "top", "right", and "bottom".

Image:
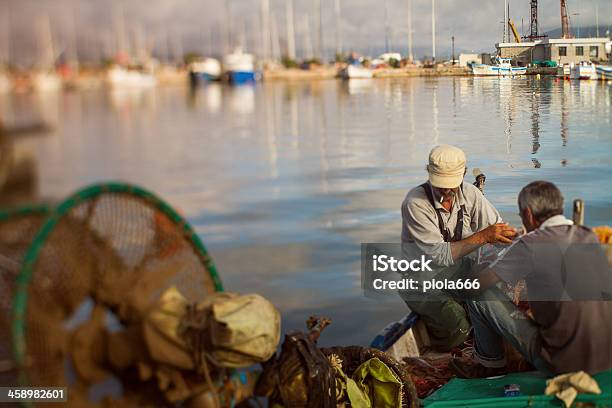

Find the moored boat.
[
  {"left": 0, "top": 71, "right": 11, "bottom": 94},
  {"left": 32, "top": 71, "right": 62, "bottom": 92},
  {"left": 223, "top": 49, "right": 258, "bottom": 85},
  {"left": 596, "top": 65, "right": 612, "bottom": 80},
  {"left": 339, "top": 63, "right": 374, "bottom": 79},
  {"left": 556, "top": 64, "right": 571, "bottom": 78},
  {"left": 189, "top": 58, "right": 222, "bottom": 85},
  {"left": 107, "top": 65, "right": 157, "bottom": 89},
  {"left": 471, "top": 57, "right": 526, "bottom": 76},
  {"left": 570, "top": 61, "right": 598, "bottom": 80}
]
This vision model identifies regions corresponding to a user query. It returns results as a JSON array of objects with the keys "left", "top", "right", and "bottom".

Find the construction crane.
[
  {"left": 508, "top": 19, "right": 521, "bottom": 43},
  {"left": 529, "top": 0, "right": 539, "bottom": 38},
  {"left": 560, "top": 0, "right": 571, "bottom": 38}
]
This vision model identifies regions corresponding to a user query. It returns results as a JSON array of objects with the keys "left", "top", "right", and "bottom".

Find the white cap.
[{"left": 427, "top": 145, "right": 467, "bottom": 189}]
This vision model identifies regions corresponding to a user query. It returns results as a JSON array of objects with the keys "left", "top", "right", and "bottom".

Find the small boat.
[
  {"left": 339, "top": 63, "right": 374, "bottom": 79},
  {"left": 556, "top": 64, "right": 571, "bottom": 79},
  {"left": 189, "top": 58, "right": 222, "bottom": 85},
  {"left": 223, "top": 49, "right": 258, "bottom": 85},
  {"left": 32, "top": 71, "right": 62, "bottom": 92},
  {"left": 107, "top": 65, "right": 156, "bottom": 89},
  {"left": 595, "top": 65, "right": 612, "bottom": 80},
  {"left": 471, "top": 57, "right": 526, "bottom": 76},
  {"left": 0, "top": 72, "right": 11, "bottom": 94},
  {"left": 570, "top": 61, "right": 598, "bottom": 80}
]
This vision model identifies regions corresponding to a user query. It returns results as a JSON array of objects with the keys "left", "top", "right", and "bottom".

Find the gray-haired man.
[
  {"left": 401, "top": 145, "right": 517, "bottom": 350},
  {"left": 452, "top": 181, "right": 612, "bottom": 377}
]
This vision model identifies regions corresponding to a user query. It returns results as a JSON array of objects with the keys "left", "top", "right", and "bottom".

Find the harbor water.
[{"left": 2, "top": 77, "right": 611, "bottom": 346}]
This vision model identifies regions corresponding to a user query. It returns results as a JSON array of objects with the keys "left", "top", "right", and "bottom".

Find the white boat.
[
  {"left": 189, "top": 58, "right": 222, "bottom": 83},
  {"left": 0, "top": 72, "right": 11, "bottom": 94},
  {"left": 471, "top": 57, "right": 526, "bottom": 76},
  {"left": 107, "top": 66, "right": 156, "bottom": 89},
  {"left": 596, "top": 65, "right": 612, "bottom": 80},
  {"left": 339, "top": 64, "right": 374, "bottom": 79},
  {"left": 32, "top": 71, "right": 62, "bottom": 92},
  {"left": 556, "top": 64, "right": 571, "bottom": 78},
  {"left": 570, "top": 61, "right": 598, "bottom": 80},
  {"left": 223, "top": 49, "right": 258, "bottom": 85}
]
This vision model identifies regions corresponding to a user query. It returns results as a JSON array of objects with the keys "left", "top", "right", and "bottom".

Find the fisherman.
[
  {"left": 401, "top": 144, "right": 517, "bottom": 351},
  {"left": 452, "top": 181, "right": 612, "bottom": 377}
]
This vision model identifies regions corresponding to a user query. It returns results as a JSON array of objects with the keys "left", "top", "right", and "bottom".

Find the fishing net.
[
  {"left": 0, "top": 205, "right": 50, "bottom": 387},
  {"left": 10, "top": 183, "right": 222, "bottom": 404}
]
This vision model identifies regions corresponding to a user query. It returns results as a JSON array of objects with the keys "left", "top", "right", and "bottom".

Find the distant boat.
[
  {"left": 339, "top": 64, "right": 374, "bottom": 79},
  {"left": 189, "top": 58, "right": 222, "bottom": 85},
  {"left": 596, "top": 65, "right": 612, "bottom": 80},
  {"left": 107, "top": 66, "right": 156, "bottom": 89},
  {"left": 471, "top": 57, "right": 526, "bottom": 76},
  {"left": 570, "top": 61, "right": 598, "bottom": 80},
  {"left": 556, "top": 64, "right": 571, "bottom": 78},
  {"left": 0, "top": 72, "right": 10, "bottom": 94},
  {"left": 223, "top": 49, "right": 258, "bottom": 85},
  {"left": 32, "top": 71, "right": 62, "bottom": 92}
]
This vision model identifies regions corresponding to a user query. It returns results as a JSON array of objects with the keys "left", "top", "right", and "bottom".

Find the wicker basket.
[{"left": 320, "top": 345, "right": 418, "bottom": 408}]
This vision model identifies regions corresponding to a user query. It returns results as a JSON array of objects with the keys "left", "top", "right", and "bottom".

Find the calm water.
[{"left": 2, "top": 77, "right": 611, "bottom": 346}]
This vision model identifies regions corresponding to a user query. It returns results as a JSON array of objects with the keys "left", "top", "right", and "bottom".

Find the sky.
[{"left": 2, "top": 0, "right": 611, "bottom": 65}]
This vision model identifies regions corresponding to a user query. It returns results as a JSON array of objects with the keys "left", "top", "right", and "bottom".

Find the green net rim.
[
  {"left": 11, "top": 182, "right": 224, "bottom": 377},
  {"left": 0, "top": 204, "right": 51, "bottom": 222}
]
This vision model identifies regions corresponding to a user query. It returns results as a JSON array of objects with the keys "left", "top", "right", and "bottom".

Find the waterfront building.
[{"left": 496, "top": 37, "right": 610, "bottom": 66}]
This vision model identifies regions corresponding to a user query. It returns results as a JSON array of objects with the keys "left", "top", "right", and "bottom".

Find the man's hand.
[{"left": 479, "top": 223, "right": 518, "bottom": 244}]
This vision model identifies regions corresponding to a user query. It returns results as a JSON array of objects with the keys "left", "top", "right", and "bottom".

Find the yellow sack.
[
  {"left": 143, "top": 287, "right": 281, "bottom": 370},
  {"left": 204, "top": 292, "right": 281, "bottom": 367},
  {"left": 545, "top": 371, "right": 601, "bottom": 408}
]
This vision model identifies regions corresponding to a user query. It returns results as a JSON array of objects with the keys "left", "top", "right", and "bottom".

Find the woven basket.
[{"left": 320, "top": 345, "right": 418, "bottom": 408}]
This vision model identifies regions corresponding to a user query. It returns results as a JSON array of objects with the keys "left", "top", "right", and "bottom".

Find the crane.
[
  {"left": 560, "top": 0, "right": 571, "bottom": 38},
  {"left": 508, "top": 19, "right": 521, "bottom": 43}
]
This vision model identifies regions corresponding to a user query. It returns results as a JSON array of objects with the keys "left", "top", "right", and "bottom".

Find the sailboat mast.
[
  {"left": 261, "top": 0, "right": 271, "bottom": 61},
  {"left": 270, "top": 12, "right": 281, "bottom": 61},
  {"left": 431, "top": 0, "right": 436, "bottom": 63},
  {"left": 503, "top": 0, "right": 508, "bottom": 42},
  {"left": 384, "top": 0, "right": 390, "bottom": 53},
  {"left": 303, "top": 15, "right": 313, "bottom": 60},
  {"left": 595, "top": 3, "right": 600, "bottom": 37},
  {"left": 286, "top": 0, "right": 296, "bottom": 59},
  {"left": 334, "top": 0, "right": 342, "bottom": 57},
  {"left": 0, "top": 3, "right": 9, "bottom": 67},
  {"left": 314, "top": 0, "right": 323, "bottom": 60},
  {"left": 407, "top": 0, "right": 414, "bottom": 62}
]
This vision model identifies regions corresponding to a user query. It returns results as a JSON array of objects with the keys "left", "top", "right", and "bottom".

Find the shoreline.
[{"left": 261, "top": 66, "right": 567, "bottom": 81}]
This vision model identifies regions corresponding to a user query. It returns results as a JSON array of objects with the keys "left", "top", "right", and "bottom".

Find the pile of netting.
[{"left": 0, "top": 182, "right": 280, "bottom": 407}]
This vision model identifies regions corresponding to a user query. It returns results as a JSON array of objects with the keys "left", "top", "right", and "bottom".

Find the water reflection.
[{"left": 2, "top": 78, "right": 611, "bottom": 345}]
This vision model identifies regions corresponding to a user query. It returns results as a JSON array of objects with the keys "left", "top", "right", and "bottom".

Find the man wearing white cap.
[{"left": 401, "top": 144, "right": 517, "bottom": 350}]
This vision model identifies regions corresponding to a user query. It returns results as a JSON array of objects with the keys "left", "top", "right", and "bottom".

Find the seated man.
[
  {"left": 453, "top": 181, "right": 612, "bottom": 377},
  {"left": 401, "top": 144, "right": 517, "bottom": 350}
]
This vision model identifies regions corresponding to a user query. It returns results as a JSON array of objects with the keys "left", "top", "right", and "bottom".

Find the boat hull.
[
  {"left": 107, "top": 67, "right": 156, "bottom": 89},
  {"left": 228, "top": 71, "right": 257, "bottom": 85},
  {"left": 571, "top": 64, "right": 598, "bottom": 80},
  {"left": 471, "top": 64, "right": 526, "bottom": 76},
  {"left": 189, "top": 59, "right": 222, "bottom": 84},
  {"left": 339, "top": 64, "right": 374, "bottom": 79},
  {"left": 189, "top": 71, "right": 220, "bottom": 86},
  {"left": 596, "top": 66, "right": 612, "bottom": 80}
]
